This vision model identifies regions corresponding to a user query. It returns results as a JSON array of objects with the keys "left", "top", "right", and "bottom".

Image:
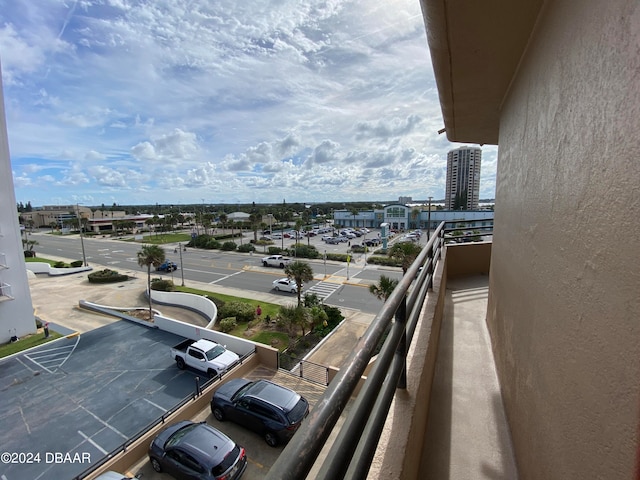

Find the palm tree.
[
  {"left": 137, "top": 244, "right": 166, "bottom": 320},
  {"left": 218, "top": 213, "right": 228, "bottom": 234},
  {"left": 350, "top": 208, "right": 359, "bottom": 229},
  {"left": 411, "top": 208, "right": 421, "bottom": 229},
  {"left": 284, "top": 260, "right": 314, "bottom": 306},
  {"left": 388, "top": 242, "right": 423, "bottom": 274},
  {"left": 369, "top": 275, "right": 399, "bottom": 302}
]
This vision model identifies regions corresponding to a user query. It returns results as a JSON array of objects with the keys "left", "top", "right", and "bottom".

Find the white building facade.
[{"left": 0, "top": 64, "right": 36, "bottom": 342}]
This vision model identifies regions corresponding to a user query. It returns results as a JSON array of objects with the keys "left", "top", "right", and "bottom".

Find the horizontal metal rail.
[{"left": 265, "top": 222, "right": 447, "bottom": 480}]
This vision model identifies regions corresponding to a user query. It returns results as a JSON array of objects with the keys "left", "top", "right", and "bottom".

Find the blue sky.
[{"left": 1, "top": 0, "right": 497, "bottom": 207}]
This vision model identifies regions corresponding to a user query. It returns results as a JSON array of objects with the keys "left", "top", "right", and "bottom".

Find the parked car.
[
  {"left": 171, "top": 339, "right": 239, "bottom": 377},
  {"left": 156, "top": 260, "right": 178, "bottom": 272},
  {"left": 271, "top": 232, "right": 283, "bottom": 239},
  {"left": 272, "top": 278, "right": 298, "bottom": 293},
  {"left": 365, "top": 238, "right": 380, "bottom": 246},
  {"left": 211, "top": 379, "right": 310, "bottom": 447},
  {"left": 94, "top": 472, "right": 140, "bottom": 480},
  {"left": 148, "top": 420, "right": 247, "bottom": 480},
  {"left": 325, "top": 237, "right": 341, "bottom": 244}
]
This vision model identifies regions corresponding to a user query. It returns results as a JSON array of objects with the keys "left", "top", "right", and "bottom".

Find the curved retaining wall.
[
  {"left": 26, "top": 262, "right": 92, "bottom": 276},
  {"left": 149, "top": 289, "right": 217, "bottom": 326}
]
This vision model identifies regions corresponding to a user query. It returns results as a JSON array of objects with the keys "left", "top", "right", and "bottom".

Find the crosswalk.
[{"left": 305, "top": 281, "right": 343, "bottom": 300}]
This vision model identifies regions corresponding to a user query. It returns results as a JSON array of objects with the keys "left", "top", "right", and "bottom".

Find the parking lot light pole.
[{"left": 178, "top": 242, "right": 184, "bottom": 286}]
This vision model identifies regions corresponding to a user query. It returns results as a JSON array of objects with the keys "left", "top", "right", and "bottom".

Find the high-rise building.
[{"left": 445, "top": 146, "right": 482, "bottom": 210}]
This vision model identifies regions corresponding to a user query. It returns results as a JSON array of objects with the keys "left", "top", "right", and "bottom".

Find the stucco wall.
[{"left": 486, "top": 1, "right": 640, "bottom": 479}]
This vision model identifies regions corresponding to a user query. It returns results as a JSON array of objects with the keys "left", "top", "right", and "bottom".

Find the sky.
[{"left": 1, "top": 0, "right": 497, "bottom": 207}]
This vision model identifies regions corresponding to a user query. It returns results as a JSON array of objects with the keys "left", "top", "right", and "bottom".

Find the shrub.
[
  {"left": 219, "top": 317, "right": 237, "bottom": 333},
  {"left": 54, "top": 261, "right": 66, "bottom": 268},
  {"left": 313, "top": 304, "right": 345, "bottom": 337},
  {"left": 291, "top": 244, "right": 319, "bottom": 259},
  {"left": 366, "top": 256, "right": 400, "bottom": 267},
  {"left": 237, "top": 243, "right": 255, "bottom": 253},
  {"left": 206, "top": 295, "right": 225, "bottom": 311},
  {"left": 23, "top": 250, "right": 36, "bottom": 258},
  {"left": 218, "top": 301, "right": 255, "bottom": 323},
  {"left": 205, "top": 238, "right": 221, "bottom": 249},
  {"left": 326, "top": 253, "right": 349, "bottom": 262},
  {"left": 88, "top": 268, "right": 129, "bottom": 283},
  {"left": 221, "top": 241, "right": 237, "bottom": 251},
  {"left": 350, "top": 245, "right": 366, "bottom": 253},
  {"left": 151, "top": 278, "right": 175, "bottom": 291},
  {"left": 70, "top": 260, "right": 84, "bottom": 267},
  {"left": 268, "top": 246, "right": 285, "bottom": 254}
]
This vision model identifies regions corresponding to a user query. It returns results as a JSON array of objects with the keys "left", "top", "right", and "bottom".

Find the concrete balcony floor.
[{"left": 419, "top": 275, "right": 518, "bottom": 480}]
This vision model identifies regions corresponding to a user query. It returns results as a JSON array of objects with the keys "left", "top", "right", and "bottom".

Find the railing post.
[
  {"left": 299, "top": 361, "right": 304, "bottom": 379},
  {"left": 427, "top": 242, "right": 434, "bottom": 290},
  {"left": 396, "top": 295, "right": 407, "bottom": 389}
]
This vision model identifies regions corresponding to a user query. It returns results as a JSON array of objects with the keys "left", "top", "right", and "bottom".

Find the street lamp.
[
  {"left": 76, "top": 204, "right": 88, "bottom": 266},
  {"left": 178, "top": 242, "right": 185, "bottom": 286}
]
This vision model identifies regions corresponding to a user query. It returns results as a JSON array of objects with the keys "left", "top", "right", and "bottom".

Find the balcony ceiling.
[{"left": 419, "top": 0, "right": 543, "bottom": 145}]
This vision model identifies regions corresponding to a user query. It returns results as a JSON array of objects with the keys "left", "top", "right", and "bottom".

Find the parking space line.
[
  {"left": 79, "top": 406, "right": 128, "bottom": 439},
  {"left": 78, "top": 430, "right": 109, "bottom": 455},
  {"left": 144, "top": 398, "right": 166, "bottom": 412}
]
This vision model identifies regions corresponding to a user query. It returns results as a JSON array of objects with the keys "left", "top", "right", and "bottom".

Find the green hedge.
[
  {"left": 88, "top": 269, "right": 129, "bottom": 283},
  {"left": 70, "top": 260, "right": 84, "bottom": 267},
  {"left": 326, "top": 253, "right": 349, "bottom": 262},
  {"left": 151, "top": 278, "right": 175, "bottom": 291},
  {"left": 221, "top": 241, "right": 237, "bottom": 251},
  {"left": 218, "top": 301, "right": 255, "bottom": 323},
  {"left": 366, "top": 256, "right": 400, "bottom": 267},
  {"left": 237, "top": 243, "right": 256, "bottom": 253}
]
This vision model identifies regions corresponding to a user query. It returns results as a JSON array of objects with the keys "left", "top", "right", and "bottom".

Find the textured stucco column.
[{"left": 486, "top": 0, "right": 640, "bottom": 478}]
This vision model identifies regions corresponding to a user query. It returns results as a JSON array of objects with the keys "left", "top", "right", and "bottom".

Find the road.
[{"left": 27, "top": 231, "right": 405, "bottom": 314}]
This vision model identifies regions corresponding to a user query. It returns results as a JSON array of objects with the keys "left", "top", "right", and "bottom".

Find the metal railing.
[
  {"left": 265, "top": 221, "right": 447, "bottom": 480},
  {"left": 279, "top": 354, "right": 331, "bottom": 385}
]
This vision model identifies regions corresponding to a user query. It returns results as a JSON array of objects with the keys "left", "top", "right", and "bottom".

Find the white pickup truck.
[
  {"left": 171, "top": 339, "right": 239, "bottom": 377},
  {"left": 261, "top": 254, "right": 291, "bottom": 268}
]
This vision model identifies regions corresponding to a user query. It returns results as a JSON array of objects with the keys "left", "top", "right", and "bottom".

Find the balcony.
[
  {"left": 0, "top": 282, "right": 14, "bottom": 302},
  {"left": 264, "top": 221, "right": 514, "bottom": 479}
]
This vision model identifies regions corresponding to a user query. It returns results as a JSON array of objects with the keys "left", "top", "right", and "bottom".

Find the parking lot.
[
  {"left": 0, "top": 321, "right": 213, "bottom": 480},
  {"left": 129, "top": 367, "right": 328, "bottom": 480},
  {"left": 0, "top": 317, "right": 329, "bottom": 480}
]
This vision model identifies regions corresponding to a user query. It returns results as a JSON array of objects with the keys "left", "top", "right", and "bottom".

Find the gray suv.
[{"left": 211, "top": 379, "right": 309, "bottom": 447}]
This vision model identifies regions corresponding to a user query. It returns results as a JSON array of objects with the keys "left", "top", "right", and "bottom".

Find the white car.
[{"left": 272, "top": 278, "right": 299, "bottom": 293}]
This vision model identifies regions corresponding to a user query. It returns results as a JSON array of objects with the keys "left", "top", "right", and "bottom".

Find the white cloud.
[{"left": 2, "top": 0, "right": 496, "bottom": 205}]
